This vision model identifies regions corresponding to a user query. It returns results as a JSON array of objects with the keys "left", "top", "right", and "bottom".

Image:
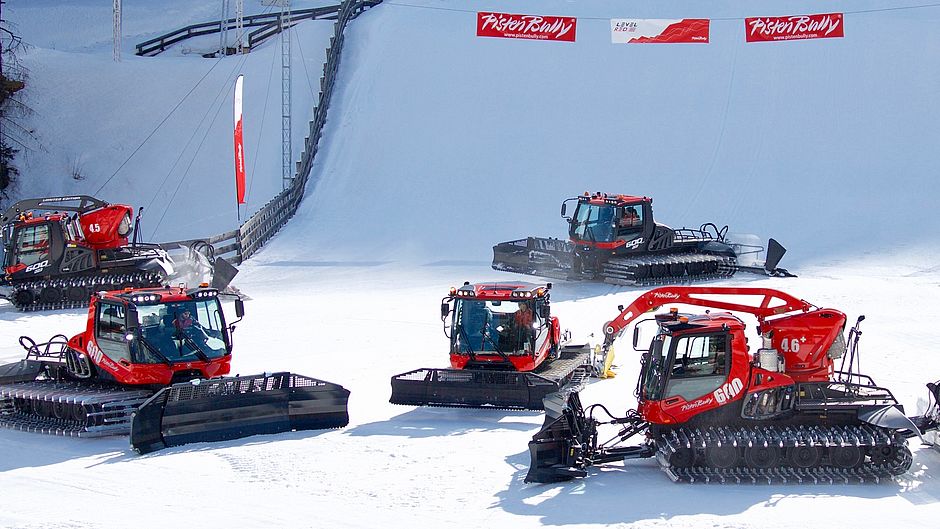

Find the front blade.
[
  {"left": 525, "top": 391, "right": 590, "bottom": 483},
  {"left": 492, "top": 237, "right": 574, "bottom": 280},
  {"left": 130, "top": 372, "right": 349, "bottom": 454},
  {"left": 389, "top": 368, "right": 559, "bottom": 410}
]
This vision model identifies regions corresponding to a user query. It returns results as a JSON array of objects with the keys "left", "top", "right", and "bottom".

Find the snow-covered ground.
[{"left": 2, "top": 1, "right": 940, "bottom": 528}]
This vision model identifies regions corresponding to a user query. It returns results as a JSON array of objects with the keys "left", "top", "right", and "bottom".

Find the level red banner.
[
  {"left": 745, "top": 13, "right": 844, "bottom": 42},
  {"left": 611, "top": 19, "right": 709, "bottom": 44},
  {"left": 477, "top": 12, "right": 577, "bottom": 42}
]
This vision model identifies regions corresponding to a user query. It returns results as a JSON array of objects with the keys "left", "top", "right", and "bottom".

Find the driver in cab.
[{"left": 513, "top": 303, "right": 535, "bottom": 351}]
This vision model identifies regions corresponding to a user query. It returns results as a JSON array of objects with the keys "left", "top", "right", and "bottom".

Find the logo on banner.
[
  {"left": 745, "top": 13, "right": 844, "bottom": 42},
  {"left": 477, "top": 12, "right": 577, "bottom": 42},
  {"left": 611, "top": 19, "right": 709, "bottom": 44}
]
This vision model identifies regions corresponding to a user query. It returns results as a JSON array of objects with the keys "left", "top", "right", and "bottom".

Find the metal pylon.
[
  {"left": 235, "top": 0, "right": 244, "bottom": 53},
  {"left": 281, "top": 0, "right": 292, "bottom": 190},
  {"left": 219, "top": 0, "right": 230, "bottom": 56},
  {"left": 113, "top": 0, "right": 122, "bottom": 62}
]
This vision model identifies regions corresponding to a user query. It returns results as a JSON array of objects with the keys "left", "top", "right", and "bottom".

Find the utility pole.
[
  {"left": 219, "top": 0, "right": 230, "bottom": 56},
  {"left": 1, "top": 1, "right": 5, "bottom": 77},
  {"left": 235, "top": 0, "right": 245, "bottom": 53},
  {"left": 112, "top": 0, "right": 121, "bottom": 61},
  {"left": 280, "top": 0, "right": 292, "bottom": 190}
]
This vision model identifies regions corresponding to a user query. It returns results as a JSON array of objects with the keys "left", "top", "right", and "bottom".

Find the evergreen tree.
[{"left": 1, "top": 0, "right": 27, "bottom": 199}]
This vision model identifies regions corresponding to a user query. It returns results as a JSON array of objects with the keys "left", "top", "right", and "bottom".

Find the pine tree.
[{"left": 1, "top": 0, "right": 27, "bottom": 199}]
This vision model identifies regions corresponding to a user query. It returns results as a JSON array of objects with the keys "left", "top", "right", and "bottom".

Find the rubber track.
[
  {"left": 602, "top": 254, "right": 736, "bottom": 286},
  {"left": 9, "top": 271, "right": 164, "bottom": 312},
  {"left": 654, "top": 424, "right": 913, "bottom": 484}
]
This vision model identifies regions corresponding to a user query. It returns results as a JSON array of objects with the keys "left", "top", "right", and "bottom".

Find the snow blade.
[
  {"left": 764, "top": 238, "right": 792, "bottom": 275},
  {"left": 211, "top": 256, "right": 239, "bottom": 291},
  {"left": 733, "top": 238, "right": 796, "bottom": 278},
  {"left": 914, "top": 381, "right": 940, "bottom": 449},
  {"left": 130, "top": 372, "right": 349, "bottom": 454},
  {"left": 160, "top": 240, "right": 239, "bottom": 291},
  {"left": 389, "top": 368, "right": 561, "bottom": 410},
  {"left": 492, "top": 237, "right": 575, "bottom": 280},
  {"left": 525, "top": 391, "right": 590, "bottom": 483}
]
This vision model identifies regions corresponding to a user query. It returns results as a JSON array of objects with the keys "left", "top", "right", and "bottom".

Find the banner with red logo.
[
  {"left": 745, "top": 13, "right": 844, "bottom": 42},
  {"left": 611, "top": 19, "right": 709, "bottom": 44},
  {"left": 233, "top": 74, "right": 246, "bottom": 206},
  {"left": 477, "top": 11, "right": 577, "bottom": 42}
]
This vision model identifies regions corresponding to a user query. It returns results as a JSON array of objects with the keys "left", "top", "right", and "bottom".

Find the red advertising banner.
[
  {"left": 477, "top": 11, "right": 577, "bottom": 42},
  {"left": 233, "top": 74, "right": 246, "bottom": 206},
  {"left": 745, "top": 13, "right": 844, "bottom": 42},
  {"left": 611, "top": 19, "right": 709, "bottom": 44}
]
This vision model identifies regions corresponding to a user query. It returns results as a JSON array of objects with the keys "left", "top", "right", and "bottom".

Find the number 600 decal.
[{"left": 714, "top": 378, "right": 743, "bottom": 404}]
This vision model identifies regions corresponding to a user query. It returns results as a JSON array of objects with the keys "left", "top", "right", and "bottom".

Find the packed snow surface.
[{"left": 2, "top": 1, "right": 940, "bottom": 528}]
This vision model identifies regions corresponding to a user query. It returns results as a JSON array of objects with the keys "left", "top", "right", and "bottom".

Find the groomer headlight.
[
  {"left": 129, "top": 293, "right": 162, "bottom": 304},
  {"left": 189, "top": 289, "right": 219, "bottom": 299}
]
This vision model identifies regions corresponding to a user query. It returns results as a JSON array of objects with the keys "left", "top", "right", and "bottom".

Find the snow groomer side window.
[
  {"left": 13, "top": 224, "right": 51, "bottom": 267},
  {"left": 96, "top": 302, "right": 132, "bottom": 363},
  {"left": 619, "top": 205, "right": 643, "bottom": 228},
  {"left": 664, "top": 333, "right": 728, "bottom": 401}
]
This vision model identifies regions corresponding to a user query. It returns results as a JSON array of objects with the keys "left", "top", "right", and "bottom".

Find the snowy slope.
[
  {"left": 2, "top": 2, "right": 940, "bottom": 529},
  {"left": 286, "top": 0, "right": 940, "bottom": 265},
  {"left": 5, "top": 0, "right": 337, "bottom": 241}
]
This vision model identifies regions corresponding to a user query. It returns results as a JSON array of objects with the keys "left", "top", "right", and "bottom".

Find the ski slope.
[{"left": 2, "top": 2, "right": 940, "bottom": 528}]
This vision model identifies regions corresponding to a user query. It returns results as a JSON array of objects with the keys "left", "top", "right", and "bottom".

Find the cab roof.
[
  {"left": 578, "top": 192, "right": 651, "bottom": 207},
  {"left": 98, "top": 285, "right": 219, "bottom": 305},
  {"left": 450, "top": 281, "right": 550, "bottom": 301},
  {"left": 10, "top": 212, "right": 69, "bottom": 226},
  {"left": 659, "top": 311, "right": 745, "bottom": 334}
]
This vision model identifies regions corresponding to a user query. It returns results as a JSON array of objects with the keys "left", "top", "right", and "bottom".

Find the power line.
[
  {"left": 95, "top": 59, "right": 225, "bottom": 195},
  {"left": 247, "top": 39, "right": 280, "bottom": 204},
  {"left": 148, "top": 53, "right": 250, "bottom": 237},
  {"left": 382, "top": 1, "right": 940, "bottom": 20}
]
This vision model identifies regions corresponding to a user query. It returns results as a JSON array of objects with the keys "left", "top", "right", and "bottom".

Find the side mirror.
[
  {"left": 560, "top": 203, "right": 567, "bottom": 217},
  {"left": 235, "top": 298, "right": 245, "bottom": 318},
  {"left": 440, "top": 302, "right": 450, "bottom": 319},
  {"left": 632, "top": 325, "right": 641, "bottom": 350},
  {"left": 126, "top": 306, "right": 140, "bottom": 332}
]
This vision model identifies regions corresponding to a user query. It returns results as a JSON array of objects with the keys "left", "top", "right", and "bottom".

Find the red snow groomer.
[
  {"left": 0, "top": 285, "right": 349, "bottom": 454},
  {"left": 390, "top": 281, "right": 593, "bottom": 410},
  {"left": 492, "top": 192, "right": 793, "bottom": 284},
  {"left": 525, "top": 286, "right": 940, "bottom": 484},
  {"left": 0, "top": 195, "right": 238, "bottom": 311}
]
